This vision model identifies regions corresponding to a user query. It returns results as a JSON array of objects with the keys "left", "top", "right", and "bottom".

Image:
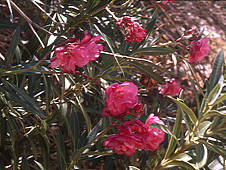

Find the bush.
[{"left": 0, "top": 0, "right": 225, "bottom": 169}]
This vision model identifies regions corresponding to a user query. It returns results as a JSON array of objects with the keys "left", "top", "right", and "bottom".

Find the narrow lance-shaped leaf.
[
  {"left": 56, "top": 129, "right": 67, "bottom": 170},
  {"left": 1, "top": 80, "right": 46, "bottom": 118},
  {"left": 207, "top": 75, "right": 225, "bottom": 106},
  {"left": 202, "top": 141, "right": 226, "bottom": 157},
  {"left": 208, "top": 49, "right": 224, "bottom": 93},
  {"left": 196, "top": 143, "right": 208, "bottom": 168},
  {"left": 195, "top": 121, "right": 211, "bottom": 137},
  {"left": 70, "top": 108, "right": 80, "bottom": 151},
  {"left": 164, "top": 106, "right": 183, "bottom": 158},
  {"left": 167, "top": 160, "right": 197, "bottom": 170},
  {"left": 131, "top": 47, "right": 175, "bottom": 56},
  {"left": 21, "top": 156, "right": 31, "bottom": 170},
  {"left": 74, "top": 96, "right": 92, "bottom": 132},
  {"left": 168, "top": 96, "right": 197, "bottom": 124},
  {"left": 210, "top": 93, "right": 226, "bottom": 107},
  {"left": 6, "top": 26, "right": 21, "bottom": 65},
  {"left": 87, "top": 119, "right": 103, "bottom": 144},
  {"left": 128, "top": 61, "right": 163, "bottom": 83},
  {"left": 128, "top": 166, "right": 140, "bottom": 170}
]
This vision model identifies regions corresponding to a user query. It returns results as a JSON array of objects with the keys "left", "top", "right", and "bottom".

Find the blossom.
[
  {"left": 101, "top": 82, "right": 140, "bottom": 117},
  {"left": 103, "top": 119, "right": 146, "bottom": 156},
  {"left": 104, "top": 115, "right": 165, "bottom": 156},
  {"left": 145, "top": 113, "right": 165, "bottom": 126},
  {"left": 118, "top": 119, "right": 147, "bottom": 150},
  {"left": 188, "top": 38, "right": 210, "bottom": 63},
  {"left": 116, "top": 16, "right": 146, "bottom": 43},
  {"left": 144, "top": 114, "right": 165, "bottom": 151},
  {"left": 50, "top": 30, "right": 103, "bottom": 72},
  {"left": 158, "top": 78, "right": 182, "bottom": 97},
  {"left": 161, "top": 0, "right": 175, "bottom": 5},
  {"left": 103, "top": 132, "right": 136, "bottom": 156}
]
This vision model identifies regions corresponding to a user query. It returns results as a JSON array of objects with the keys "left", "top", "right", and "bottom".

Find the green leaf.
[
  {"left": 202, "top": 141, "right": 226, "bottom": 158},
  {"left": 87, "top": 0, "right": 101, "bottom": 12},
  {"left": 197, "top": 28, "right": 204, "bottom": 40},
  {"left": 56, "top": 129, "right": 67, "bottom": 170},
  {"left": 0, "top": 19, "right": 19, "bottom": 29},
  {"left": 70, "top": 108, "right": 80, "bottom": 151},
  {"left": 208, "top": 49, "right": 224, "bottom": 93},
  {"left": 209, "top": 93, "right": 226, "bottom": 107},
  {"left": 195, "top": 121, "right": 211, "bottom": 137},
  {"left": 74, "top": 96, "right": 92, "bottom": 132},
  {"left": 38, "top": 135, "right": 49, "bottom": 169},
  {"left": 94, "top": 24, "right": 116, "bottom": 53},
  {"left": 145, "top": 9, "right": 158, "bottom": 35},
  {"left": 6, "top": 26, "right": 21, "bottom": 65},
  {"left": 1, "top": 80, "right": 46, "bottom": 118},
  {"left": 174, "top": 153, "right": 192, "bottom": 162},
  {"left": 166, "top": 160, "right": 197, "bottom": 170},
  {"left": 131, "top": 47, "right": 175, "bottom": 56},
  {"left": 150, "top": 33, "right": 163, "bottom": 46},
  {"left": 164, "top": 107, "right": 183, "bottom": 158},
  {"left": 168, "top": 96, "right": 197, "bottom": 124},
  {"left": 34, "top": 160, "right": 45, "bottom": 170},
  {"left": 128, "top": 61, "right": 163, "bottom": 83},
  {"left": 196, "top": 143, "right": 208, "bottom": 168},
  {"left": 188, "top": 74, "right": 200, "bottom": 112},
  {"left": 21, "top": 156, "right": 31, "bottom": 170},
  {"left": 103, "top": 156, "right": 114, "bottom": 170},
  {"left": 207, "top": 76, "right": 225, "bottom": 106},
  {"left": 87, "top": 119, "right": 103, "bottom": 144},
  {"left": 128, "top": 166, "right": 140, "bottom": 170},
  {"left": 127, "top": 58, "right": 173, "bottom": 75}
]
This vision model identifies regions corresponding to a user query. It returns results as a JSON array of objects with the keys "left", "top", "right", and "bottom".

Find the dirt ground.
[
  {"left": 158, "top": 1, "right": 226, "bottom": 100},
  {"left": 160, "top": 1, "right": 226, "bottom": 61}
]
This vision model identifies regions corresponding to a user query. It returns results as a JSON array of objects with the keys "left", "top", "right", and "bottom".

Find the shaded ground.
[
  {"left": 158, "top": 0, "right": 226, "bottom": 102},
  {"left": 139, "top": 1, "right": 226, "bottom": 108},
  {"left": 159, "top": 1, "right": 226, "bottom": 61}
]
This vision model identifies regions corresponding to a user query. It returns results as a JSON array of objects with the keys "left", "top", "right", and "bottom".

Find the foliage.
[{"left": 0, "top": 0, "right": 225, "bottom": 169}]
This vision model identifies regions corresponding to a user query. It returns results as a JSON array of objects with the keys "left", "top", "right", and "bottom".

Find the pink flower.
[
  {"left": 50, "top": 30, "right": 103, "bottom": 72},
  {"left": 158, "top": 78, "right": 182, "bottom": 97},
  {"left": 101, "top": 82, "right": 139, "bottom": 117},
  {"left": 188, "top": 38, "right": 210, "bottom": 63},
  {"left": 118, "top": 119, "right": 147, "bottom": 150},
  {"left": 161, "top": 0, "right": 175, "bottom": 5},
  {"left": 103, "top": 132, "right": 136, "bottom": 156},
  {"left": 144, "top": 114, "right": 165, "bottom": 151},
  {"left": 145, "top": 113, "right": 165, "bottom": 126},
  {"left": 116, "top": 16, "right": 146, "bottom": 43},
  {"left": 124, "top": 104, "right": 144, "bottom": 116},
  {"left": 104, "top": 119, "right": 146, "bottom": 156},
  {"left": 104, "top": 115, "right": 165, "bottom": 156}
]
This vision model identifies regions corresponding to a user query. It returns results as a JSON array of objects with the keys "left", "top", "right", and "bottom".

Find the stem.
[
  {"left": 66, "top": 0, "right": 115, "bottom": 34},
  {"left": 8, "top": 0, "right": 52, "bottom": 35},
  {"left": 66, "top": 120, "right": 116, "bottom": 170},
  {"left": 105, "top": 6, "right": 119, "bottom": 21},
  {"left": 156, "top": 141, "right": 194, "bottom": 169}
]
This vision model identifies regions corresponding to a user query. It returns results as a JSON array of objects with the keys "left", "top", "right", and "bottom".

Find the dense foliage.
[{"left": 0, "top": 0, "right": 225, "bottom": 169}]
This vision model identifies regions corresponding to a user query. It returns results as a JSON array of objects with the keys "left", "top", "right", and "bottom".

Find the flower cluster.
[
  {"left": 102, "top": 82, "right": 164, "bottom": 156},
  {"left": 101, "top": 82, "right": 143, "bottom": 117},
  {"left": 117, "top": 16, "right": 146, "bottom": 43},
  {"left": 188, "top": 37, "right": 210, "bottom": 63},
  {"left": 104, "top": 114, "right": 165, "bottom": 156},
  {"left": 161, "top": 0, "right": 175, "bottom": 5},
  {"left": 158, "top": 78, "right": 182, "bottom": 97},
  {"left": 50, "top": 30, "right": 103, "bottom": 73}
]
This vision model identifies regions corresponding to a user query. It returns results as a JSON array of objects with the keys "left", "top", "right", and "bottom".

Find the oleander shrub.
[{"left": 0, "top": 0, "right": 225, "bottom": 169}]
